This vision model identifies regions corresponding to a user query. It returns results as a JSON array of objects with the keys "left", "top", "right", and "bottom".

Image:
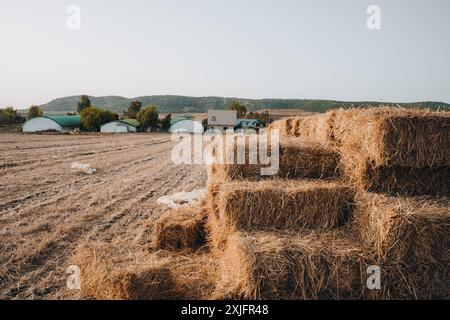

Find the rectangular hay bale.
[
  {"left": 73, "top": 242, "right": 218, "bottom": 300},
  {"left": 341, "top": 154, "right": 450, "bottom": 197},
  {"left": 151, "top": 205, "right": 207, "bottom": 252},
  {"left": 332, "top": 107, "right": 450, "bottom": 168},
  {"left": 214, "top": 179, "right": 355, "bottom": 234},
  {"left": 73, "top": 242, "right": 176, "bottom": 300},
  {"left": 293, "top": 107, "right": 450, "bottom": 168},
  {"left": 209, "top": 139, "right": 340, "bottom": 182},
  {"left": 353, "top": 193, "right": 450, "bottom": 265},
  {"left": 293, "top": 111, "right": 336, "bottom": 144},
  {"left": 268, "top": 117, "right": 296, "bottom": 137},
  {"left": 352, "top": 193, "right": 450, "bottom": 299},
  {"left": 215, "top": 230, "right": 373, "bottom": 300}
]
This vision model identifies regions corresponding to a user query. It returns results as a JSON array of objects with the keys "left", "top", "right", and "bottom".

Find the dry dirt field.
[{"left": 0, "top": 133, "right": 207, "bottom": 299}]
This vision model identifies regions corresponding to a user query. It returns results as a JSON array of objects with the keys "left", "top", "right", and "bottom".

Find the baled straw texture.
[
  {"left": 151, "top": 204, "right": 207, "bottom": 251},
  {"left": 167, "top": 250, "right": 219, "bottom": 300},
  {"left": 293, "top": 111, "right": 337, "bottom": 144},
  {"left": 340, "top": 153, "right": 450, "bottom": 196},
  {"left": 268, "top": 117, "right": 300, "bottom": 137},
  {"left": 73, "top": 241, "right": 219, "bottom": 300},
  {"left": 215, "top": 230, "right": 374, "bottom": 300},
  {"left": 207, "top": 179, "right": 355, "bottom": 253},
  {"left": 73, "top": 242, "right": 176, "bottom": 300},
  {"left": 353, "top": 193, "right": 449, "bottom": 263},
  {"left": 209, "top": 138, "right": 340, "bottom": 181},
  {"left": 331, "top": 107, "right": 450, "bottom": 168},
  {"left": 289, "top": 107, "right": 449, "bottom": 168},
  {"left": 217, "top": 179, "right": 354, "bottom": 231},
  {"left": 287, "top": 107, "right": 449, "bottom": 196},
  {"left": 352, "top": 193, "right": 450, "bottom": 299}
]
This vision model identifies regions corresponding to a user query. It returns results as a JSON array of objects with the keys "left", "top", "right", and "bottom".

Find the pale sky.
[{"left": 1, "top": 0, "right": 449, "bottom": 108}]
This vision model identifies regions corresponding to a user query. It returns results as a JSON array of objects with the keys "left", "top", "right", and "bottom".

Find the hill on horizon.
[{"left": 40, "top": 95, "right": 450, "bottom": 114}]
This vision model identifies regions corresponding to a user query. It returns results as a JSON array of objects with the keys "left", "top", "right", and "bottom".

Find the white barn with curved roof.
[
  {"left": 170, "top": 119, "right": 204, "bottom": 134},
  {"left": 101, "top": 119, "right": 140, "bottom": 133},
  {"left": 23, "top": 116, "right": 81, "bottom": 133}
]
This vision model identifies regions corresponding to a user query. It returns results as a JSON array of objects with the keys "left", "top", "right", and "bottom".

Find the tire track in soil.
[
  {"left": 0, "top": 134, "right": 208, "bottom": 299},
  {"left": 0, "top": 139, "right": 173, "bottom": 217}
]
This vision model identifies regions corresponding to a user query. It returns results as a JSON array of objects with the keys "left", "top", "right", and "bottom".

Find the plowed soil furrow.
[
  {"left": 0, "top": 139, "right": 173, "bottom": 215},
  {"left": 0, "top": 133, "right": 206, "bottom": 299}
]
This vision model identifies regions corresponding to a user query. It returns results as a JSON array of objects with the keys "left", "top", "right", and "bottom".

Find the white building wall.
[
  {"left": 207, "top": 110, "right": 237, "bottom": 126},
  {"left": 23, "top": 118, "right": 63, "bottom": 133},
  {"left": 100, "top": 121, "right": 137, "bottom": 133},
  {"left": 170, "top": 120, "right": 204, "bottom": 134}
]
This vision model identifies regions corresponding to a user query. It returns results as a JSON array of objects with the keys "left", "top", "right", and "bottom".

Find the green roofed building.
[
  {"left": 23, "top": 116, "right": 81, "bottom": 133},
  {"left": 170, "top": 117, "right": 188, "bottom": 125},
  {"left": 100, "top": 119, "right": 140, "bottom": 133}
]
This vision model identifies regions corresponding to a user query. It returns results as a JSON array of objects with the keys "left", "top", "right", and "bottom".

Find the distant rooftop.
[{"left": 44, "top": 116, "right": 81, "bottom": 127}]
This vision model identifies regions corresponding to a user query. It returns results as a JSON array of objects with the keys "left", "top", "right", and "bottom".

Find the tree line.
[
  {"left": 1, "top": 95, "right": 173, "bottom": 132},
  {"left": 78, "top": 95, "right": 171, "bottom": 132},
  {"left": 1, "top": 98, "right": 268, "bottom": 129},
  {"left": 226, "top": 100, "right": 269, "bottom": 125},
  {"left": 0, "top": 105, "right": 49, "bottom": 126}
]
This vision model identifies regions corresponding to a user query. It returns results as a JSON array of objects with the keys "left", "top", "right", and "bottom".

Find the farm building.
[
  {"left": 207, "top": 110, "right": 237, "bottom": 132},
  {"left": 101, "top": 119, "right": 140, "bottom": 133},
  {"left": 170, "top": 119, "right": 204, "bottom": 134},
  {"left": 23, "top": 116, "right": 81, "bottom": 133}
]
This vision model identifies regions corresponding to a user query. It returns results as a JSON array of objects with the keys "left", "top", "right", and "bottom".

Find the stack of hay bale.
[
  {"left": 207, "top": 106, "right": 449, "bottom": 299},
  {"left": 279, "top": 107, "right": 450, "bottom": 197},
  {"left": 206, "top": 137, "right": 374, "bottom": 299},
  {"left": 264, "top": 107, "right": 450, "bottom": 299},
  {"left": 74, "top": 106, "right": 449, "bottom": 300}
]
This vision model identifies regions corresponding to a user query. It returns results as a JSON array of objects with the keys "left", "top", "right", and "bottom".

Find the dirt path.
[{"left": 0, "top": 133, "right": 207, "bottom": 299}]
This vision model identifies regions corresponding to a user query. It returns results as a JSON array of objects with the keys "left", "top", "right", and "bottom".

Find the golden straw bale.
[
  {"left": 214, "top": 230, "right": 374, "bottom": 300},
  {"left": 353, "top": 193, "right": 449, "bottom": 265},
  {"left": 288, "top": 107, "right": 449, "bottom": 168},
  {"left": 206, "top": 179, "right": 355, "bottom": 254},
  {"left": 340, "top": 154, "right": 450, "bottom": 196},
  {"left": 293, "top": 111, "right": 336, "bottom": 144},
  {"left": 217, "top": 179, "right": 354, "bottom": 231},
  {"left": 332, "top": 107, "right": 450, "bottom": 168},
  {"left": 73, "top": 242, "right": 219, "bottom": 300},
  {"left": 206, "top": 179, "right": 355, "bottom": 253},
  {"left": 73, "top": 242, "right": 177, "bottom": 300},
  {"left": 208, "top": 139, "right": 340, "bottom": 181},
  {"left": 268, "top": 118, "right": 294, "bottom": 137},
  {"left": 169, "top": 250, "right": 219, "bottom": 300},
  {"left": 151, "top": 205, "right": 207, "bottom": 251},
  {"left": 352, "top": 193, "right": 450, "bottom": 299}
]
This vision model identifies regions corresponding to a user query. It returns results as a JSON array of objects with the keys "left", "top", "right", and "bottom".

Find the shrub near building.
[
  {"left": 137, "top": 105, "right": 159, "bottom": 132},
  {"left": 80, "top": 106, "right": 118, "bottom": 132},
  {"left": 0, "top": 107, "right": 25, "bottom": 125}
]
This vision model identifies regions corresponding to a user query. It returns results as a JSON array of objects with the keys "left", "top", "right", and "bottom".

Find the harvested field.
[
  {"left": 0, "top": 133, "right": 207, "bottom": 299},
  {"left": 1, "top": 106, "right": 448, "bottom": 300}
]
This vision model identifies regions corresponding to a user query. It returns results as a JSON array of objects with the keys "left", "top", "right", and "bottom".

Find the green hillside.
[{"left": 41, "top": 95, "right": 450, "bottom": 114}]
